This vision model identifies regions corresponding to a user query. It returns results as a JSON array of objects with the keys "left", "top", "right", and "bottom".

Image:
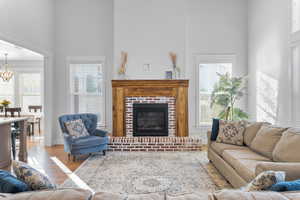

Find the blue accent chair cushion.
[
  {"left": 269, "top": 179, "right": 300, "bottom": 192},
  {"left": 58, "top": 113, "right": 109, "bottom": 156},
  {"left": 0, "top": 170, "right": 29, "bottom": 193},
  {"left": 211, "top": 118, "right": 220, "bottom": 141}
]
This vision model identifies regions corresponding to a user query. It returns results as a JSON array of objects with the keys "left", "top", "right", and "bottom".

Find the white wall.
[
  {"left": 114, "top": 0, "right": 248, "bottom": 136},
  {"left": 186, "top": 0, "right": 248, "bottom": 134},
  {"left": 53, "top": 0, "right": 113, "bottom": 144},
  {"left": 114, "top": 0, "right": 186, "bottom": 79},
  {"left": 248, "top": 0, "right": 291, "bottom": 125},
  {"left": 0, "top": 0, "right": 54, "bottom": 146}
]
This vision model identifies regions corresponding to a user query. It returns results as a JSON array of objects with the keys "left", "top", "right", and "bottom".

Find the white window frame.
[
  {"left": 18, "top": 71, "right": 43, "bottom": 112},
  {"left": 67, "top": 56, "right": 106, "bottom": 128},
  {"left": 289, "top": 0, "right": 300, "bottom": 126},
  {"left": 194, "top": 54, "right": 236, "bottom": 128}
]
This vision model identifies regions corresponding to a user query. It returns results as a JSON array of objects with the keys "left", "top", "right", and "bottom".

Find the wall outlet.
[{"left": 143, "top": 63, "right": 151, "bottom": 72}]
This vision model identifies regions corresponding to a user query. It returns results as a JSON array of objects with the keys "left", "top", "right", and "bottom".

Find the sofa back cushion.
[
  {"left": 1, "top": 188, "right": 92, "bottom": 200},
  {"left": 250, "top": 125, "right": 288, "bottom": 159},
  {"left": 272, "top": 128, "right": 300, "bottom": 162},
  {"left": 244, "top": 122, "right": 270, "bottom": 146}
]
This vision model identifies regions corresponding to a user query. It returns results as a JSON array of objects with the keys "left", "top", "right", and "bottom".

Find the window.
[
  {"left": 70, "top": 62, "right": 105, "bottom": 127},
  {"left": 292, "top": 45, "right": 300, "bottom": 124},
  {"left": 195, "top": 55, "right": 235, "bottom": 126},
  {"left": 292, "top": 0, "right": 300, "bottom": 33},
  {"left": 0, "top": 77, "right": 14, "bottom": 105},
  {"left": 19, "top": 73, "right": 42, "bottom": 112}
]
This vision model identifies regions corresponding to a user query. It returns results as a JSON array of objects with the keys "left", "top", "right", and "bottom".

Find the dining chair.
[
  {"left": 28, "top": 105, "right": 42, "bottom": 136},
  {"left": 5, "top": 107, "right": 21, "bottom": 117},
  {"left": 4, "top": 107, "right": 22, "bottom": 160}
]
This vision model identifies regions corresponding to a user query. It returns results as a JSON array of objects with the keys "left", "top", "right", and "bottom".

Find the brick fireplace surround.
[{"left": 109, "top": 80, "right": 202, "bottom": 151}]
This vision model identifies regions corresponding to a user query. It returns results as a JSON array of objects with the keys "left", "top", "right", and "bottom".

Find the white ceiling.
[{"left": 0, "top": 40, "right": 43, "bottom": 61}]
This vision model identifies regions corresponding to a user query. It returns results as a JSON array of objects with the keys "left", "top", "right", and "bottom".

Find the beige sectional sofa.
[
  {"left": 2, "top": 188, "right": 300, "bottom": 200},
  {"left": 208, "top": 123, "right": 300, "bottom": 188}
]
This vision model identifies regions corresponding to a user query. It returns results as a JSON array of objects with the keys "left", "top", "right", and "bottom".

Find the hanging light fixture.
[{"left": 0, "top": 53, "right": 14, "bottom": 82}]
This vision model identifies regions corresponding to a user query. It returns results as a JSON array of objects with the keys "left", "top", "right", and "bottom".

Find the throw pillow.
[
  {"left": 250, "top": 125, "right": 288, "bottom": 159},
  {"left": 0, "top": 170, "right": 29, "bottom": 193},
  {"left": 12, "top": 161, "right": 56, "bottom": 191},
  {"left": 272, "top": 128, "right": 300, "bottom": 162},
  {"left": 243, "top": 171, "right": 285, "bottom": 192},
  {"left": 216, "top": 120, "right": 246, "bottom": 146},
  {"left": 211, "top": 118, "right": 219, "bottom": 141},
  {"left": 269, "top": 179, "right": 300, "bottom": 192},
  {"left": 64, "top": 119, "right": 90, "bottom": 139},
  {"left": 243, "top": 122, "right": 270, "bottom": 146}
]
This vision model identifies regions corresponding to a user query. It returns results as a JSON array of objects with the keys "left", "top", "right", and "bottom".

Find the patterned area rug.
[{"left": 61, "top": 151, "right": 231, "bottom": 197}]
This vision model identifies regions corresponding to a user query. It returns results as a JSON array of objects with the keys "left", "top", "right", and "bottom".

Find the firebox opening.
[{"left": 133, "top": 103, "right": 169, "bottom": 137}]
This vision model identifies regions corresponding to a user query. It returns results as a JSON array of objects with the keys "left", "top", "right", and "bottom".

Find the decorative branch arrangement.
[
  {"left": 169, "top": 52, "right": 180, "bottom": 79},
  {"left": 118, "top": 51, "right": 128, "bottom": 76},
  {"left": 169, "top": 52, "right": 177, "bottom": 68}
]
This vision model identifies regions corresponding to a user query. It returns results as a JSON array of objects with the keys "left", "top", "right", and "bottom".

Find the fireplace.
[{"left": 133, "top": 103, "right": 169, "bottom": 137}]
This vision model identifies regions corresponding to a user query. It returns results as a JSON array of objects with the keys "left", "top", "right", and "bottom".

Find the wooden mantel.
[{"left": 112, "top": 80, "right": 189, "bottom": 137}]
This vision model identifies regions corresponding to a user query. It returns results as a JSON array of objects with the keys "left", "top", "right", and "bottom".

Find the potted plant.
[
  {"left": 210, "top": 73, "right": 248, "bottom": 121},
  {"left": 1, "top": 99, "right": 11, "bottom": 108}
]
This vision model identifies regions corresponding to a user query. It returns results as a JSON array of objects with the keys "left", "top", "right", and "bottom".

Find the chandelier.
[{"left": 0, "top": 53, "right": 13, "bottom": 82}]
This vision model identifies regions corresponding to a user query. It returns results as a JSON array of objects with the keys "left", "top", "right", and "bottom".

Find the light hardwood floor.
[{"left": 2, "top": 136, "right": 88, "bottom": 185}]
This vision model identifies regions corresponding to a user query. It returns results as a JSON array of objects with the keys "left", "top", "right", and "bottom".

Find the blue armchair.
[{"left": 58, "top": 113, "right": 109, "bottom": 161}]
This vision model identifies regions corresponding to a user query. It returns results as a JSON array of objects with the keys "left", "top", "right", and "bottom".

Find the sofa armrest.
[
  {"left": 63, "top": 133, "right": 73, "bottom": 144},
  {"left": 256, "top": 162, "right": 300, "bottom": 181},
  {"left": 207, "top": 131, "right": 212, "bottom": 147},
  {"left": 92, "top": 129, "right": 108, "bottom": 137}
]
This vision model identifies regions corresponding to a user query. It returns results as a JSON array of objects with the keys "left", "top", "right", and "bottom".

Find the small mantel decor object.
[
  {"left": 169, "top": 52, "right": 181, "bottom": 79},
  {"left": 118, "top": 51, "right": 128, "bottom": 79},
  {"left": 210, "top": 73, "right": 248, "bottom": 120},
  {"left": 0, "top": 53, "right": 14, "bottom": 82},
  {"left": 165, "top": 70, "right": 173, "bottom": 79}
]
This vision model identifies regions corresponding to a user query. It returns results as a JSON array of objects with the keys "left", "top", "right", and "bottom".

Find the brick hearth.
[{"left": 108, "top": 137, "right": 202, "bottom": 152}]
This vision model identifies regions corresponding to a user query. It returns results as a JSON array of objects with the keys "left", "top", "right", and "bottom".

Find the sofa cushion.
[
  {"left": 244, "top": 122, "right": 270, "bottom": 146},
  {"left": 250, "top": 125, "right": 288, "bottom": 159},
  {"left": 222, "top": 149, "right": 271, "bottom": 182},
  {"left": 211, "top": 118, "right": 220, "bottom": 141},
  {"left": 216, "top": 120, "right": 246, "bottom": 146},
  {"left": 270, "top": 179, "right": 300, "bottom": 192},
  {"left": 255, "top": 162, "right": 300, "bottom": 181},
  {"left": 243, "top": 171, "right": 285, "bottom": 191},
  {"left": 1, "top": 188, "right": 92, "bottom": 200},
  {"left": 0, "top": 170, "right": 29, "bottom": 193},
  {"left": 65, "top": 119, "right": 90, "bottom": 139},
  {"left": 273, "top": 128, "right": 300, "bottom": 162},
  {"left": 209, "top": 190, "right": 290, "bottom": 200},
  {"left": 210, "top": 142, "right": 248, "bottom": 156},
  {"left": 12, "top": 161, "right": 56, "bottom": 191}
]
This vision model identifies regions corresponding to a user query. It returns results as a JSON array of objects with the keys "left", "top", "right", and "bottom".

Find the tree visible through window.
[
  {"left": 70, "top": 63, "right": 105, "bottom": 127},
  {"left": 199, "top": 63, "right": 232, "bottom": 124}
]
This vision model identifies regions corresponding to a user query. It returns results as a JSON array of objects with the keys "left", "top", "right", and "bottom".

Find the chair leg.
[
  {"left": 103, "top": 150, "right": 106, "bottom": 156},
  {"left": 68, "top": 154, "right": 71, "bottom": 160},
  {"left": 73, "top": 155, "right": 76, "bottom": 162},
  {"left": 11, "top": 132, "right": 16, "bottom": 160},
  {"left": 38, "top": 121, "right": 41, "bottom": 135}
]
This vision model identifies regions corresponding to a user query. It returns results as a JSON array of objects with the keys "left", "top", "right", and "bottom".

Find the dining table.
[{"left": 0, "top": 117, "right": 29, "bottom": 168}]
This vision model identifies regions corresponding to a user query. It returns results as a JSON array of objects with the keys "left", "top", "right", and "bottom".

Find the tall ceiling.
[{"left": 0, "top": 40, "right": 43, "bottom": 61}]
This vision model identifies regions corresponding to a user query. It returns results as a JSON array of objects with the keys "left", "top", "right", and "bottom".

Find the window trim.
[
  {"left": 289, "top": 0, "right": 300, "bottom": 126},
  {"left": 66, "top": 56, "right": 106, "bottom": 128},
  {"left": 193, "top": 54, "right": 236, "bottom": 128}
]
